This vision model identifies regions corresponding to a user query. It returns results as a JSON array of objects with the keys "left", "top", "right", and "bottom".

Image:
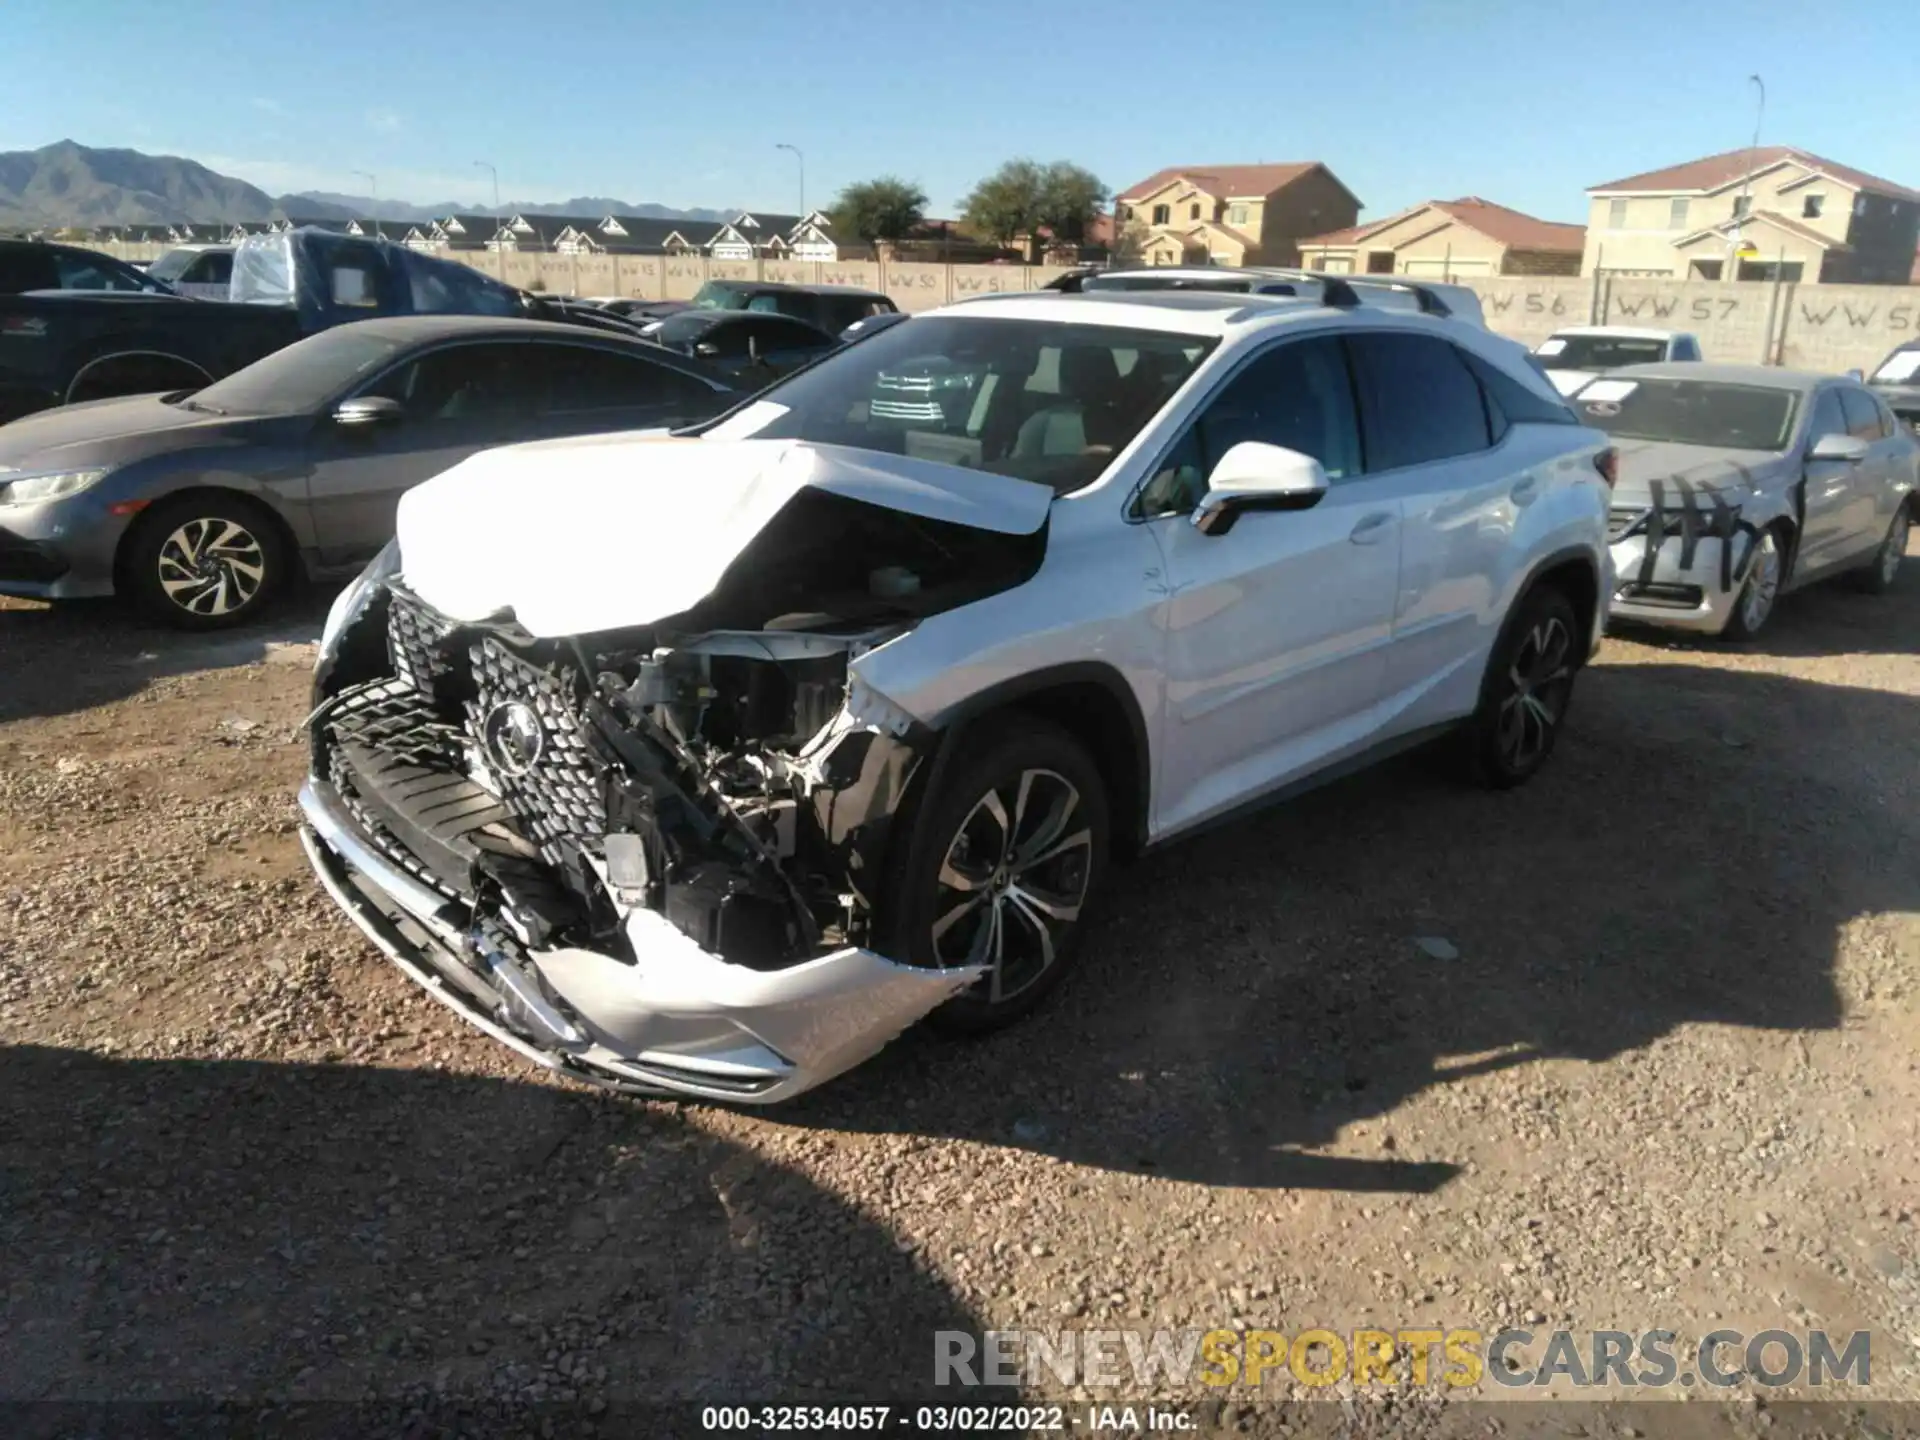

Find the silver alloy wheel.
[
  {"left": 930, "top": 767, "right": 1093, "bottom": 1004},
  {"left": 1881, "top": 509, "right": 1910, "bottom": 587},
  {"left": 1739, "top": 531, "right": 1782, "bottom": 634},
  {"left": 1496, "top": 615, "right": 1573, "bottom": 771},
  {"left": 155, "top": 517, "right": 267, "bottom": 618}
]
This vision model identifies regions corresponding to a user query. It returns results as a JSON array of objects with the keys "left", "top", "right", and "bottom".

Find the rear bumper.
[{"left": 298, "top": 779, "right": 978, "bottom": 1104}]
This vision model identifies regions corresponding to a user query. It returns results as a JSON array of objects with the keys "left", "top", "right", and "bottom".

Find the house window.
[
  {"left": 1732, "top": 195, "right": 1752, "bottom": 220},
  {"left": 1607, "top": 198, "right": 1627, "bottom": 228},
  {"left": 1117, "top": 204, "right": 1131, "bottom": 221},
  {"left": 1855, "top": 194, "right": 1869, "bottom": 217},
  {"left": 1802, "top": 193, "right": 1825, "bottom": 219},
  {"left": 1151, "top": 204, "right": 1170, "bottom": 225},
  {"left": 1669, "top": 198, "right": 1689, "bottom": 230},
  {"left": 1229, "top": 204, "right": 1248, "bottom": 225},
  {"left": 1189, "top": 202, "right": 1201, "bottom": 220},
  {"left": 1366, "top": 250, "right": 1395, "bottom": 274}
]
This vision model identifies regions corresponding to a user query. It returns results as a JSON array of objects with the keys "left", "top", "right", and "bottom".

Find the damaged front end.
[
  {"left": 299, "top": 458, "right": 1060, "bottom": 1100},
  {"left": 303, "top": 588, "right": 978, "bottom": 1100}
]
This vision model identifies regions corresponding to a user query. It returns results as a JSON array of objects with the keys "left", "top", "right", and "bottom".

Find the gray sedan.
[
  {"left": 1574, "top": 363, "right": 1917, "bottom": 640},
  {"left": 0, "top": 315, "right": 736, "bottom": 628}
]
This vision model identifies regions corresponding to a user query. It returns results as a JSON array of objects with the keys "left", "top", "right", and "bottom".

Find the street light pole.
[
  {"left": 1728, "top": 75, "right": 1765, "bottom": 279},
  {"left": 775, "top": 143, "right": 805, "bottom": 219},
  {"left": 352, "top": 171, "right": 378, "bottom": 239},
  {"left": 473, "top": 161, "right": 500, "bottom": 217}
]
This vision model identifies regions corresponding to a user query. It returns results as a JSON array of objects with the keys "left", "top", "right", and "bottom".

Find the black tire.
[
  {"left": 1720, "top": 525, "right": 1789, "bottom": 641},
  {"left": 119, "top": 493, "right": 288, "bottom": 630},
  {"left": 1849, "top": 504, "right": 1910, "bottom": 596},
  {"left": 883, "top": 717, "right": 1111, "bottom": 1036},
  {"left": 1462, "top": 584, "right": 1581, "bottom": 790}
]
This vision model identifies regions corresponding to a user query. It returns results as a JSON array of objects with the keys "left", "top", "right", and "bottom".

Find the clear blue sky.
[{"left": 4, "top": 0, "right": 1912, "bottom": 223}]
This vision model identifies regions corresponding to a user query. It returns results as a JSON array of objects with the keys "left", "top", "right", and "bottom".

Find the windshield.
[
  {"left": 702, "top": 315, "right": 1217, "bottom": 494},
  {"left": 648, "top": 312, "right": 715, "bottom": 348},
  {"left": 1573, "top": 378, "right": 1799, "bottom": 452},
  {"left": 189, "top": 327, "right": 411, "bottom": 415},
  {"left": 146, "top": 249, "right": 203, "bottom": 284},
  {"left": 1871, "top": 345, "right": 1920, "bottom": 384},
  {"left": 690, "top": 282, "right": 748, "bottom": 311},
  {"left": 1537, "top": 334, "right": 1669, "bottom": 370}
]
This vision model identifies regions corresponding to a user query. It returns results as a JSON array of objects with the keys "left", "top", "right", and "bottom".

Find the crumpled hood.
[
  {"left": 0, "top": 393, "right": 239, "bottom": 469},
  {"left": 395, "top": 435, "right": 1054, "bottom": 638},
  {"left": 1608, "top": 439, "right": 1783, "bottom": 509}
]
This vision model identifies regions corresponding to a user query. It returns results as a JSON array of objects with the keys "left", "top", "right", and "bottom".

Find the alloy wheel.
[
  {"left": 930, "top": 767, "right": 1094, "bottom": 1004},
  {"left": 1882, "top": 510, "right": 1910, "bottom": 587},
  {"left": 1496, "top": 615, "right": 1573, "bottom": 771},
  {"left": 1740, "top": 531, "right": 1782, "bottom": 634},
  {"left": 156, "top": 518, "right": 267, "bottom": 618}
]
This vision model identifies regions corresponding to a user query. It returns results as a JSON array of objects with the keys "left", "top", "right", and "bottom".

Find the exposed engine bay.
[{"left": 311, "top": 489, "right": 1045, "bottom": 982}]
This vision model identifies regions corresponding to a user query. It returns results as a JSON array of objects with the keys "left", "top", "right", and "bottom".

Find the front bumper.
[
  {"left": 298, "top": 779, "right": 978, "bottom": 1104},
  {"left": 1607, "top": 524, "right": 1757, "bottom": 636},
  {"left": 0, "top": 499, "right": 128, "bottom": 600}
]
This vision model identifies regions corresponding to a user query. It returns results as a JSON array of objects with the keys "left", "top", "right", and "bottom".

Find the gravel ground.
[{"left": 1, "top": 568, "right": 1917, "bottom": 1433}]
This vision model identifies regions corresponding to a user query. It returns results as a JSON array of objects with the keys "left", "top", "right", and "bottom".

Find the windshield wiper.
[{"left": 179, "top": 397, "right": 227, "bottom": 415}]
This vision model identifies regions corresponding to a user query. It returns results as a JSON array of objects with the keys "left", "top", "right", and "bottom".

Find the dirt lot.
[{"left": 1, "top": 570, "right": 1917, "bottom": 1430}]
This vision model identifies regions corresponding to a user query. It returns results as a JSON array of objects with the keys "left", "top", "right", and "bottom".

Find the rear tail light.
[{"left": 1594, "top": 447, "right": 1619, "bottom": 489}]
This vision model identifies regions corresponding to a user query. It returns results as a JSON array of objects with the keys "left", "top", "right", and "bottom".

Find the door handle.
[
  {"left": 1349, "top": 511, "right": 1394, "bottom": 545},
  {"left": 1510, "top": 474, "right": 1540, "bottom": 505}
]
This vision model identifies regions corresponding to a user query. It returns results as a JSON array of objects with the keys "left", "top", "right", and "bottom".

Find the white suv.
[{"left": 300, "top": 285, "right": 1616, "bottom": 1103}]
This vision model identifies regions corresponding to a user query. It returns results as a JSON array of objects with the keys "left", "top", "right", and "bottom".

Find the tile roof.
[
  {"left": 1118, "top": 163, "right": 1320, "bottom": 203},
  {"left": 1299, "top": 197, "right": 1584, "bottom": 253},
  {"left": 1591, "top": 146, "right": 1920, "bottom": 203}
]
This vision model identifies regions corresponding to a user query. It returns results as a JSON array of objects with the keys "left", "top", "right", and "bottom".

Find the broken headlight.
[{"left": 321, "top": 537, "right": 401, "bottom": 655}]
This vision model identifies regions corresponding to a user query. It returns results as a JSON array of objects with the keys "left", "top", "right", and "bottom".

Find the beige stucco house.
[
  {"left": 1114, "top": 163, "right": 1360, "bottom": 268},
  {"left": 1583, "top": 146, "right": 1920, "bottom": 284},
  {"left": 1298, "top": 197, "right": 1584, "bottom": 278}
]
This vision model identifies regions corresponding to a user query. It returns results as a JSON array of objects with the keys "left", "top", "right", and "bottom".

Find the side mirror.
[
  {"left": 1808, "top": 432, "right": 1869, "bottom": 464},
  {"left": 1846, "top": 368, "right": 1865, "bottom": 382},
  {"left": 693, "top": 340, "right": 722, "bottom": 358},
  {"left": 1191, "top": 442, "right": 1330, "bottom": 536},
  {"left": 333, "top": 396, "right": 402, "bottom": 428}
]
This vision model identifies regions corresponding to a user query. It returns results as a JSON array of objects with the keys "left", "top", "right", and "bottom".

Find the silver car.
[{"left": 1574, "top": 363, "right": 1917, "bottom": 639}]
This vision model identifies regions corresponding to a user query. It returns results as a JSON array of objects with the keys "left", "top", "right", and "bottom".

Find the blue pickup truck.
[{"left": 0, "top": 228, "right": 629, "bottom": 425}]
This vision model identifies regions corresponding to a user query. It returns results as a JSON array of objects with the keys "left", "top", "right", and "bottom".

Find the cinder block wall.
[{"left": 95, "top": 241, "right": 1916, "bottom": 374}]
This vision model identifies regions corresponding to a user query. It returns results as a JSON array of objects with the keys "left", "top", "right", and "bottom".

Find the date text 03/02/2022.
[{"left": 698, "top": 1403, "right": 1196, "bottom": 1431}]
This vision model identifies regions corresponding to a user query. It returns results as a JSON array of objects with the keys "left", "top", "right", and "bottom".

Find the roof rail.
[{"left": 1255, "top": 267, "right": 1455, "bottom": 318}]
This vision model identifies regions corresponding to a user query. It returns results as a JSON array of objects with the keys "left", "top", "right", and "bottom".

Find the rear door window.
[
  {"left": 53, "top": 252, "right": 146, "bottom": 291},
  {"left": 1346, "top": 331, "right": 1493, "bottom": 470}
]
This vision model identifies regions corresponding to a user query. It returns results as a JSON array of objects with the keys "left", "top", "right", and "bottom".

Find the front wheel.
[
  {"left": 120, "top": 495, "right": 287, "bottom": 630},
  {"left": 886, "top": 719, "right": 1110, "bottom": 1035},
  {"left": 1463, "top": 585, "right": 1580, "bottom": 789},
  {"left": 1721, "top": 527, "right": 1785, "bottom": 641}
]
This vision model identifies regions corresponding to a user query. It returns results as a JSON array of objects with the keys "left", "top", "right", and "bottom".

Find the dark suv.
[
  {"left": 688, "top": 279, "right": 896, "bottom": 333},
  {"left": 1867, "top": 340, "right": 1920, "bottom": 431}
]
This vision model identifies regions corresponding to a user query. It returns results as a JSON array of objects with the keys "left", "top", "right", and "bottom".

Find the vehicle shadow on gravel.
[
  {"left": 791, "top": 632, "right": 1917, "bottom": 1194},
  {"left": 0, "top": 590, "right": 334, "bottom": 724},
  {"left": 0, "top": 1044, "right": 977, "bottom": 1410}
]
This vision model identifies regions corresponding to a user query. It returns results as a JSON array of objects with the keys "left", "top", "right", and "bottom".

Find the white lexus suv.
[{"left": 300, "top": 285, "right": 1616, "bottom": 1103}]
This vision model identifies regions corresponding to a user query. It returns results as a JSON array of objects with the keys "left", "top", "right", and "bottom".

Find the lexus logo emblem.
[{"left": 481, "top": 701, "right": 544, "bottom": 778}]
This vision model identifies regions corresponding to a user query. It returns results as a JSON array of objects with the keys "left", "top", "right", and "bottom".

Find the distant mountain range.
[{"left": 0, "top": 141, "right": 733, "bottom": 230}]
